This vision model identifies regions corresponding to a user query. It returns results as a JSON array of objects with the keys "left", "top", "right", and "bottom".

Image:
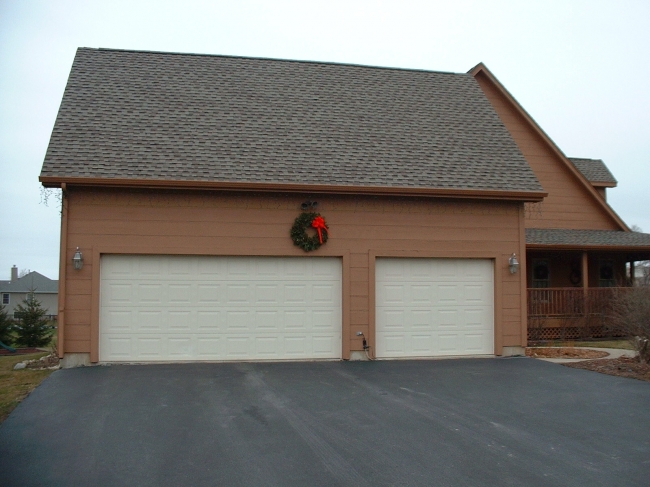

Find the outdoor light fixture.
[
  {"left": 300, "top": 201, "right": 318, "bottom": 211},
  {"left": 72, "top": 247, "right": 84, "bottom": 270},
  {"left": 509, "top": 253, "right": 519, "bottom": 274}
]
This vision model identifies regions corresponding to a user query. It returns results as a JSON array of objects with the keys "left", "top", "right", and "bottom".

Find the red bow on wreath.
[{"left": 311, "top": 216, "right": 329, "bottom": 244}]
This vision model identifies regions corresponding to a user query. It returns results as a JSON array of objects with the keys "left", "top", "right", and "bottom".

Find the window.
[
  {"left": 532, "top": 260, "right": 550, "bottom": 288},
  {"left": 1, "top": 293, "right": 8, "bottom": 305},
  {"left": 599, "top": 260, "right": 616, "bottom": 287}
]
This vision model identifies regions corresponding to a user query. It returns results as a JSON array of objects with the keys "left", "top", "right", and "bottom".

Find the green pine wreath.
[{"left": 291, "top": 212, "right": 328, "bottom": 252}]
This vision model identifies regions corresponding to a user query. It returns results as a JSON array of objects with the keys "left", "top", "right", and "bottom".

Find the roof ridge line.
[{"left": 88, "top": 47, "right": 465, "bottom": 76}]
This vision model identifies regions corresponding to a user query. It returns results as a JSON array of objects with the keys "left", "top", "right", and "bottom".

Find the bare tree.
[{"left": 609, "top": 287, "right": 650, "bottom": 363}]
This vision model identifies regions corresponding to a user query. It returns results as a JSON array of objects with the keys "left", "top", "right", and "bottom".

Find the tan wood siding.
[
  {"left": 61, "top": 188, "right": 525, "bottom": 360},
  {"left": 474, "top": 71, "right": 620, "bottom": 231}
]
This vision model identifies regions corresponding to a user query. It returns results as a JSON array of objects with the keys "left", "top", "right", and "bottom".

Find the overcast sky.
[{"left": 1, "top": 0, "right": 649, "bottom": 280}]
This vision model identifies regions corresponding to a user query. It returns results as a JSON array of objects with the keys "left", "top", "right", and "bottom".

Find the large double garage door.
[
  {"left": 100, "top": 255, "right": 494, "bottom": 362},
  {"left": 100, "top": 255, "right": 342, "bottom": 362}
]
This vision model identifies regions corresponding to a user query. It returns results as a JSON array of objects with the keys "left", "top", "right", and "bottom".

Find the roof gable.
[
  {"left": 469, "top": 63, "right": 627, "bottom": 231},
  {"left": 568, "top": 158, "right": 617, "bottom": 187},
  {"left": 40, "top": 48, "right": 544, "bottom": 200}
]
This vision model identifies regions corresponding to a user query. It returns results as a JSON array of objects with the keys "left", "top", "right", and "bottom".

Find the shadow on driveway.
[{"left": 1, "top": 358, "right": 649, "bottom": 486}]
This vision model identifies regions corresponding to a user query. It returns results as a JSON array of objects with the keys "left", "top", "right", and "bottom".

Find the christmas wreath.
[{"left": 291, "top": 212, "right": 329, "bottom": 252}]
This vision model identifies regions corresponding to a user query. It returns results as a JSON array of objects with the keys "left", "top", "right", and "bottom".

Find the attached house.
[
  {"left": 469, "top": 64, "right": 650, "bottom": 338},
  {"left": 0, "top": 266, "right": 58, "bottom": 320},
  {"left": 40, "top": 48, "right": 650, "bottom": 366}
]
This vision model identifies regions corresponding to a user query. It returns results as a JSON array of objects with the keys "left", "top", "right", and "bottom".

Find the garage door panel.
[
  {"left": 102, "top": 282, "right": 132, "bottom": 304},
  {"left": 140, "top": 259, "right": 164, "bottom": 277},
  {"left": 376, "top": 258, "right": 494, "bottom": 358},
  {"left": 411, "top": 334, "right": 435, "bottom": 354},
  {"left": 168, "top": 284, "right": 192, "bottom": 304},
  {"left": 169, "top": 310, "right": 193, "bottom": 331},
  {"left": 436, "top": 284, "right": 460, "bottom": 304},
  {"left": 312, "top": 335, "right": 338, "bottom": 355},
  {"left": 409, "top": 309, "right": 433, "bottom": 329},
  {"left": 312, "top": 309, "right": 338, "bottom": 329},
  {"left": 376, "top": 284, "right": 404, "bottom": 304},
  {"left": 100, "top": 255, "right": 342, "bottom": 362},
  {"left": 168, "top": 337, "right": 193, "bottom": 357},
  {"left": 312, "top": 284, "right": 337, "bottom": 304},
  {"left": 226, "top": 284, "right": 250, "bottom": 303},
  {"left": 255, "top": 284, "right": 280, "bottom": 304},
  {"left": 284, "top": 284, "right": 308, "bottom": 304},
  {"left": 379, "top": 334, "right": 406, "bottom": 355},
  {"left": 254, "top": 310, "right": 280, "bottom": 331},
  {"left": 197, "top": 337, "right": 222, "bottom": 358},
  {"left": 411, "top": 285, "right": 434, "bottom": 304}
]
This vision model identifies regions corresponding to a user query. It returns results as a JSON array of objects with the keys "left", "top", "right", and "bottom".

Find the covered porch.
[{"left": 525, "top": 229, "right": 650, "bottom": 341}]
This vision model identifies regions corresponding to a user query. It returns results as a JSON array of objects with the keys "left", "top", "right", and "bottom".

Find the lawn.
[{"left": 0, "top": 352, "right": 55, "bottom": 424}]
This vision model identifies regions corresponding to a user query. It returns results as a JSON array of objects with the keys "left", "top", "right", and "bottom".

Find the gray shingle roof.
[
  {"left": 526, "top": 228, "right": 650, "bottom": 248},
  {"left": 40, "top": 48, "right": 544, "bottom": 195},
  {"left": 0, "top": 272, "right": 58, "bottom": 294},
  {"left": 568, "top": 158, "right": 617, "bottom": 186}
]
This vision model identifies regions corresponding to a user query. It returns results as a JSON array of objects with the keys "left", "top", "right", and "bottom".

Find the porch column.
[{"left": 630, "top": 260, "right": 635, "bottom": 286}]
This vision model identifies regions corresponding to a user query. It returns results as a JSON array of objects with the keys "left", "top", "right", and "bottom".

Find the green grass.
[{"left": 0, "top": 352, "right": 55, "bottom": 424}]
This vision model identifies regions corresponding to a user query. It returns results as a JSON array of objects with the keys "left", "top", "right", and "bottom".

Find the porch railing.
[{"left": 527, "top": 287, "right": 628, "bottom": 341}]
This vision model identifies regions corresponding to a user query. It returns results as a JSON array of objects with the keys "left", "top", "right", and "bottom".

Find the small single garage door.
[
  {"left": 376, "top": 258, "right": 494, "bottom": 358},
  {"left": 100, "top": 255, "right": 342, "bottom": 362}
]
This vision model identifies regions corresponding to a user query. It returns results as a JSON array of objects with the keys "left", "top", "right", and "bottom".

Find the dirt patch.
[
  {"left": 526, "top": 347, "right": 610, "bottom": 359},
  {"left": 564, "top": 357, "right": 650, "bottom": 382}
]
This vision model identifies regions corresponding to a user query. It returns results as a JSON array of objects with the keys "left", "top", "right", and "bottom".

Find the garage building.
[{"left": 40, "top": 48, "right": 547, "bottom": 365}]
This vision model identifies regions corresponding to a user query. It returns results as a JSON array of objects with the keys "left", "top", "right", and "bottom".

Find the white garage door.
[
  {"left": 376, "top": 258, "right": 494, "bottom": 358},
  {"left": 100, "top": 255, "right": 342, "bottom": 362}
]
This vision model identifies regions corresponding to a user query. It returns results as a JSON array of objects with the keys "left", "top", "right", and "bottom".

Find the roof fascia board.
[
  {"left": 469, "top": 63, "right": 629, "bottom": 231},
  {"left": 591, "top": 181, "right": 617, "bottom": 188},
  {"left": 39, "top": 176, "right": 546, "bottom": 202}
]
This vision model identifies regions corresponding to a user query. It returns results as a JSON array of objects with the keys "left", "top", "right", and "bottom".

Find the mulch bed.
[
  {"left": 564, "top": 357, "right": 650, "bottom": 382},
  {"left": 526, "top": 347, "right": 610, "bottom": 359},
  {"left": 0, "top": 348, "right": 44, "bottom": 356}
]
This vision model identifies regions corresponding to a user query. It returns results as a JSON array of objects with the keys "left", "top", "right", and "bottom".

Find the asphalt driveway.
[{"left": 1, "top": 358, "right": 649, "bottom": 487}]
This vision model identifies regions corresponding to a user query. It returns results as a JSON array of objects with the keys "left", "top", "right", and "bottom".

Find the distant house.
[{"left": 0, "top": 266, "right": 58, "bottom": 320}]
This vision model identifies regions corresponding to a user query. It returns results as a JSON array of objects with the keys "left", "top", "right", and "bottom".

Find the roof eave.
[
  {"left": 39, "top": 176, "right": 547, "bottom": 202},
  {"left": 591, "top": 181, "right": 618, "bottom": 188}
]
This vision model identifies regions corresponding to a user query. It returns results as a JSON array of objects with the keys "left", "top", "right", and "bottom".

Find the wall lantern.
[
  {"left": 509, "top": 253, "right": 519, "bottom": 274},
  {"left": 72, "top": 247, "right": 84, "bottom": 270},
  {"left": 301, "top": 201, "right": 318, "bottom": 211}
]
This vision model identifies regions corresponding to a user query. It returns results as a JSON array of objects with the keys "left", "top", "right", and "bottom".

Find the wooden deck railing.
[{"left": 527, "top": 287, "right": 629, "bottom": 341}]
